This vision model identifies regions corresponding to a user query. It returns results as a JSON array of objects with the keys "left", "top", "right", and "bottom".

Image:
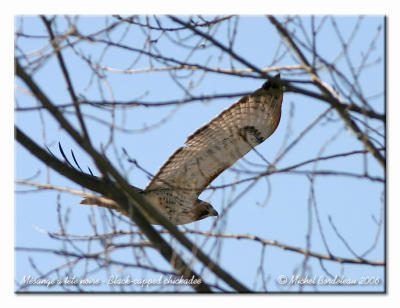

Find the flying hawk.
[{"left": 81, "top": 74, "right": 284, "bottom": 225}]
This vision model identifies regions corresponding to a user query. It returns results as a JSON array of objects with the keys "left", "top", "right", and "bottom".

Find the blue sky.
[{"left": 14, "top": 15, "right": 385, "bottom": 292}]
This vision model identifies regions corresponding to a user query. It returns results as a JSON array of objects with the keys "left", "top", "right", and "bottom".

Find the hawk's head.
[{"left": 193, "top": 200, "right": 219, "bottom": 222}]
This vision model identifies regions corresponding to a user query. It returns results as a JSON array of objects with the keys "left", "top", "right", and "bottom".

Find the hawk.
[{"left": 81, "top": 74, "right": 284, "bottom": 225}]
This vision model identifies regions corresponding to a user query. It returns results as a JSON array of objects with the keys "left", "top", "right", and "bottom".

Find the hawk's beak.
[{"left": 211, "top": 209, "right": 219, "bottom": 217}]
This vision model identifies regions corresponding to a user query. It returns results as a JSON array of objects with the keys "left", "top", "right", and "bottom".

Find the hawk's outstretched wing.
[{"left": 145, "top": 74, "right": 283, "bottom": 200}]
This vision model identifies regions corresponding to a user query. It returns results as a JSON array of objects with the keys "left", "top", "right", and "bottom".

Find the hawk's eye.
[
  {"left": 263, "top": 81, "right": 271, "bottom": 90},
  {"left": 200, "top": 210, "right": 209, "bottom": 218}
]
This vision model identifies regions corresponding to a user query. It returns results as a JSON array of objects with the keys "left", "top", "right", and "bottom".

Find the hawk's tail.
[{"left": 80, "top": 195, "right": 121, "bottom": 212}]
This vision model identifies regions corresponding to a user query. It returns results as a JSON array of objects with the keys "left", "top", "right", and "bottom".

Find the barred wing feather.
[{"left": 145, "top": 75, "right": 283, "bottom": 200}]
